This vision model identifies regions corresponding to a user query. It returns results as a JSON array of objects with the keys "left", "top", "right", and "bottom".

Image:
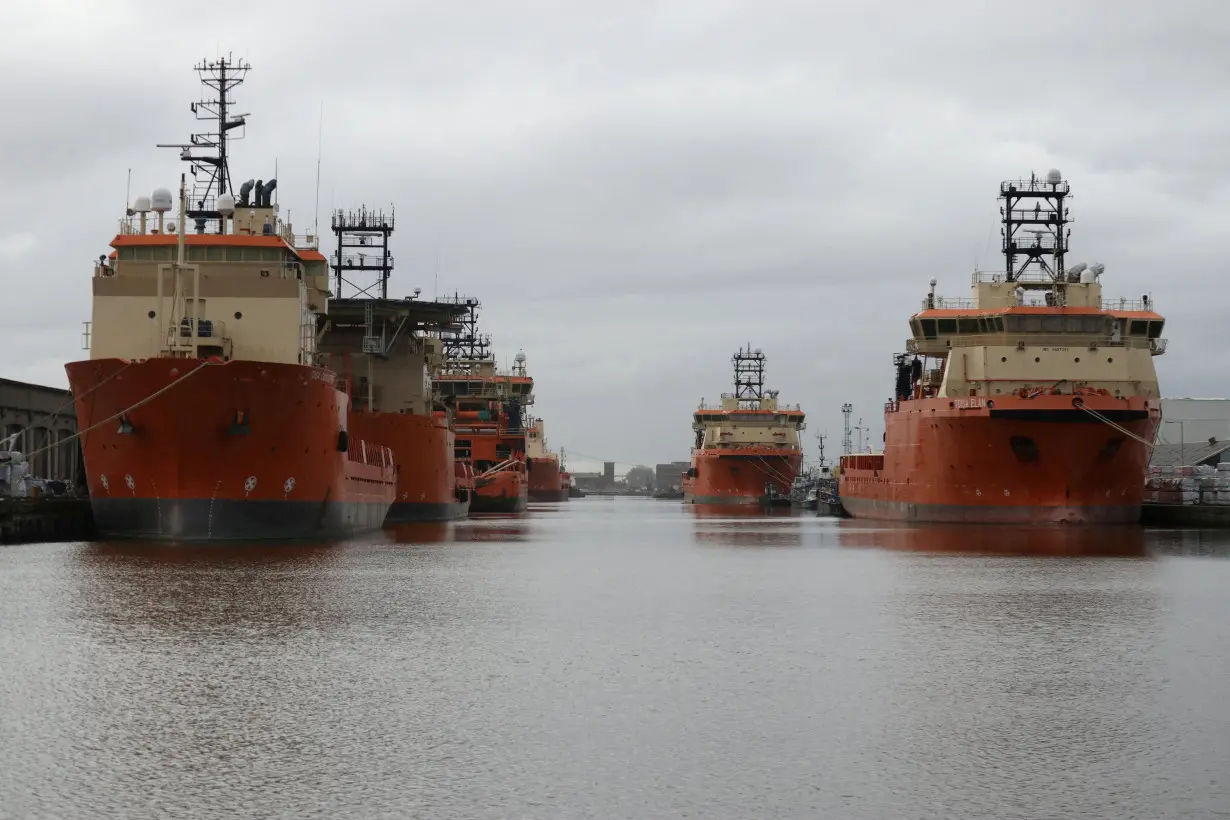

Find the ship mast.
[
  {"left": 732, "top": 345, "right": 767, "bottom": 409},
  {"left": 1000, "top": 169, "right": 1071, "bottom": 290},
  {"left": 157, "top": 56, "right": 251, "bottom": 224},
  {"left": 439, "top": 295, "right": 493, "bottom": 363}
]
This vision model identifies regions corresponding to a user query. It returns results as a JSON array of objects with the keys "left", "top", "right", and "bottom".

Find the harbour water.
[{"left": 2, "top": 498, "right": 1229, "bottom": 819}]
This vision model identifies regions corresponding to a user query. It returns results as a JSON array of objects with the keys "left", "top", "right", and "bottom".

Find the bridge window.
[
  {"left": 920, "top": 319, "right": 937, "bottom": 339},
  {"left": 1024, "top": 317, "right": 1042, "bottom": 332},
  {"left": 1083, "top": 317, "right": 1102, "bottom": 332},
  {"left": 1148, "top": 320, "right": 1164, "bottom": 338},
  {"left": 1130, "top": 320, "right": 1148, "bottom": 336},
  {"left": 937, "top": 319, "right": 957, "bottom": 333},
  {"left": 957, "top": 318, "right": 978, "bottom": 333},
  {"left": 1041, "top": 316, "right": 1063, "bottom": 332}
]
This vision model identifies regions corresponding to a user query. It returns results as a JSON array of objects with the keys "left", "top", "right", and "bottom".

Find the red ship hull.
[
  {"left": 683, "top": 448, "right": 802, "bottom": 505},
  {"left": 838, "top": 394, "right": 1160, "bottom": 524},
  {"left": 348, "top": 410, "right": 470, "bottom": 522},
  {"left": 66, "top": 357, "right": 395, "bottom": 541},
  {"left": 472, "top": 469, "right": 528, "bottom": 513},
  {"left": 528, "top": 455, "right": 569, "bottom": 502}
]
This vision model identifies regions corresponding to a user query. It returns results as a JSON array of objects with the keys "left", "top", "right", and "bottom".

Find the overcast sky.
[{"left": 3, "top": 0, "right": 1228, "bottom": 472}]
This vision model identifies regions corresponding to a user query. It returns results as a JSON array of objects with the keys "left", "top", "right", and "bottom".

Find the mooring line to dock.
[
  {"left": 22, "top": 361, "right": 218, "bottom": 463},
  {"left": 1073, "top": 401, "right": 1156, "bottom": 450},
  {"left": 1, "top": 362, "right": 135, "bottom": 453}
]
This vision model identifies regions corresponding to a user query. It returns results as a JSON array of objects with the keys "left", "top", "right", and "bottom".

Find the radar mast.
[
  {"left": 1000, "top": 169, "right": 1071, "bottom": 286},
  {"left": 157, "top": 55, "right": 251, "bottom": 222}
]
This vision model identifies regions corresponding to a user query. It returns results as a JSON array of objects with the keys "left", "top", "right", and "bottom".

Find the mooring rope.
[{"left": 21, "top": 360, "right": 218, "bottom": 463}]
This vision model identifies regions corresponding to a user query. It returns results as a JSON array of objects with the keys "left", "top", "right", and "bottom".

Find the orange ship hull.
[
  {"left": 838, "top": 394, "right": 1160, "bottom": 524},
  {"left": 348, "top": 410, "right": 470, "bottom": 522},
  {"left": 66, "top": 357, "right": 395, "bottom": 541},
  {"left": 472, "top": 468, "right": 528, "bottom": 513},
  {"left": 527, "top": 455, "right": 569, "bottom": 502},
  {"left": 683, "top": 448, "right": 802, "bottom": 505}
]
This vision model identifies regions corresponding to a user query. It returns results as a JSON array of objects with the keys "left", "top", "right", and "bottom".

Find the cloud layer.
[{"left": 3, "top": 0, "right": 1228, "bottom": 469}]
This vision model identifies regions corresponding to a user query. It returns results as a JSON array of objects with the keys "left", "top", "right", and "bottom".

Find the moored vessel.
[
  {"left": 526, "top": 421, "right": 569, "bottom": 502},
  {"left": 67, "top": 58, "right": 396, "bottom": 539},
  {"left": 316, "top": 208, "right": 474, "bottom": 523},
  {"left": 433, "top": 300, "right": 531, "bottom": 513},
  {"left": 683, "top": 347, "right": 805, "bottom": 505},
  {"left": 838, "top": 170, "right": 1165, "bottom": 524}
]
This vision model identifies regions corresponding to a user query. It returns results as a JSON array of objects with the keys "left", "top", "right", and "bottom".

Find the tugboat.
[
  {"left": 315, "top": 208, "right": 475, "bottom": 523},
  {"left": 838, "top": 170, "right": 1165, "bottom": 523},
  {"left": 66, "top": 58, "right": 396, "bottom": 539},
  {"left": 433, "top": 300, "right": 531, "bottom": 513},
  {"left": 683, "top": 347, "right": 805, "bottom": 505}
]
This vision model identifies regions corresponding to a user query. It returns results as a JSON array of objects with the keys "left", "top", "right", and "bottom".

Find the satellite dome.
[
  {"left": 1046, "top": 168, "right": 1062, "bottom": 184},
  {"left": 132, "top": 195, "right": 151, "bottom": 213},
  {"left": 1089, "top": 262, "right": 1105, "bottom": 277},
  {"left": 929, "top": 277, "right": 938, "bottom": 287},
  {"left": 753, "top": 348, "right": 762, "bottom": 356},
  {"left": 150, "top": 188, "right": 173, "bottom": 212},
  {"left": 1067, "top": 261, "right": 1087, "bottom": 275},
  {"left": 216, "top": 193, "right": 236, "bottom": 215},
  {"left": 514, "top": 351, "right": 526, "bottom": 363}
]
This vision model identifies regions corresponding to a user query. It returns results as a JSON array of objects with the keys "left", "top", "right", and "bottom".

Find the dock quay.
[{"left": 0, "top": 496, "right": 94, "bottom": 544}]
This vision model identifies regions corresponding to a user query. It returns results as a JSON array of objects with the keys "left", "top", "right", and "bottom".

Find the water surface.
[{"left": 2, "top": 498, "right": 1228, "bottom": 818}]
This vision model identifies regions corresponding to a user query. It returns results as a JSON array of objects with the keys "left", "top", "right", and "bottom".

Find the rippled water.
[{"left": 2, "top": 499, "right": 1229, "bottom": 819}]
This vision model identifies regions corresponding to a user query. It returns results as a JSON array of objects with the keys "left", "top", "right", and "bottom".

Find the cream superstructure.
[
  {"left": 690, "top": 347, "right": 805, "bottom": 452},
  {"left": 691, "top": 393, "right": 805, "bottom": 450},
  {"left": 907, "top": 271, "right": 1166, "bottom": 401},
  {"left": 87, "top": 179, "right": 329, "bottom": 367}
]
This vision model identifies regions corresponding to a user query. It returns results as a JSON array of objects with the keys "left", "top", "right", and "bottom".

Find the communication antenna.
[
  {"left": 841, "top": 403, "right": 853, "bottom": 455},
  {"left": 314, "top": 101, "right": 323, "bottom": 241}
]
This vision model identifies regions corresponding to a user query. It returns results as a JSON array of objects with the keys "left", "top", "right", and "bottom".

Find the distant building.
[
  {"left": 603, "top": 461, "right": 615, "bottom": 488},
  {"left": 655, "top": 461, "right": 690, "bottom": 491},
  {"left": 0, "top": 377, "right": 81, "bottom": 483},
  {"left": 1150, "top": 398, "right": 1230, "bottom": 468},
  {"left": 571, "top": 471, "right": 604, "bottom": 492}
]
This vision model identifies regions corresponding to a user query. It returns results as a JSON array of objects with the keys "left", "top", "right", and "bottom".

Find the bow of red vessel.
[
  {"left": 67, "top": 57, "right": 395, "bottom": 540},
  {"left": 683, "top": 346, "right": 805, "bottom": 506},
  {"left": 838, "top": 170, "right": 1167, "bottom": 524}
]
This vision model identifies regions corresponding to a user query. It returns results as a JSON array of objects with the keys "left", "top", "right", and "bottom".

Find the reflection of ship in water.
[
  {"left": 1146, "top": 528, "right": 1230, "bottom": 558},
  {"left": 73, "top": 541, "right": 343, "bottom": 632},
  {"left": 836, "top": 520, "right": 1148, "bottom": 558},
  {"left": 689, "top": 504, "right": 804, "bottom": 548},
  {"left": 384, "top": 522, "right": 454, "bottom": 545},
  {"left": 453, "top": 519, "right": 531, "bottom": 543}
]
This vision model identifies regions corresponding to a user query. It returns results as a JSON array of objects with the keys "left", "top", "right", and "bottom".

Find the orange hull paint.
[
  {"left": 65, "top": 357, "right": 395, "bottom": 540},
  {"left": 528, "top": 454, "right": 569, "bottom": 502},
  {"left": 683, "top": 447, "right": 802, "bottom": 505},
  {"left": 473, "top": 469, "right": 528, "bottom": 513},
  {"left": 348, "top": 411, "right": 470, "bottom": 522},
  {"left": 838, "top": 394, "right": 1160, "bottom": 524}
]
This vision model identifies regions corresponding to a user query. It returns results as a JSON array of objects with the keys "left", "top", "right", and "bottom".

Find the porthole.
[
  {"left": 1034, "top": 357, "right": 1040, "bottom": 363},
  {"left": 234, "top": 311, "right": 243, "bottom": 320},
  {"left": 147, "top": 310, "right": 156, "bottom": 318}
]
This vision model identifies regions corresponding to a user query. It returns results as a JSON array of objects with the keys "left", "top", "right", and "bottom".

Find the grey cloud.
[{"left": 2, "top": 0, "right": 1226, "bottom": 465}]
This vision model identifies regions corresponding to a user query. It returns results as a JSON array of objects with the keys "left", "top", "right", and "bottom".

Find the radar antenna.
[{"left": 157, "top": 55, "right": 251, "bottom": 220}]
